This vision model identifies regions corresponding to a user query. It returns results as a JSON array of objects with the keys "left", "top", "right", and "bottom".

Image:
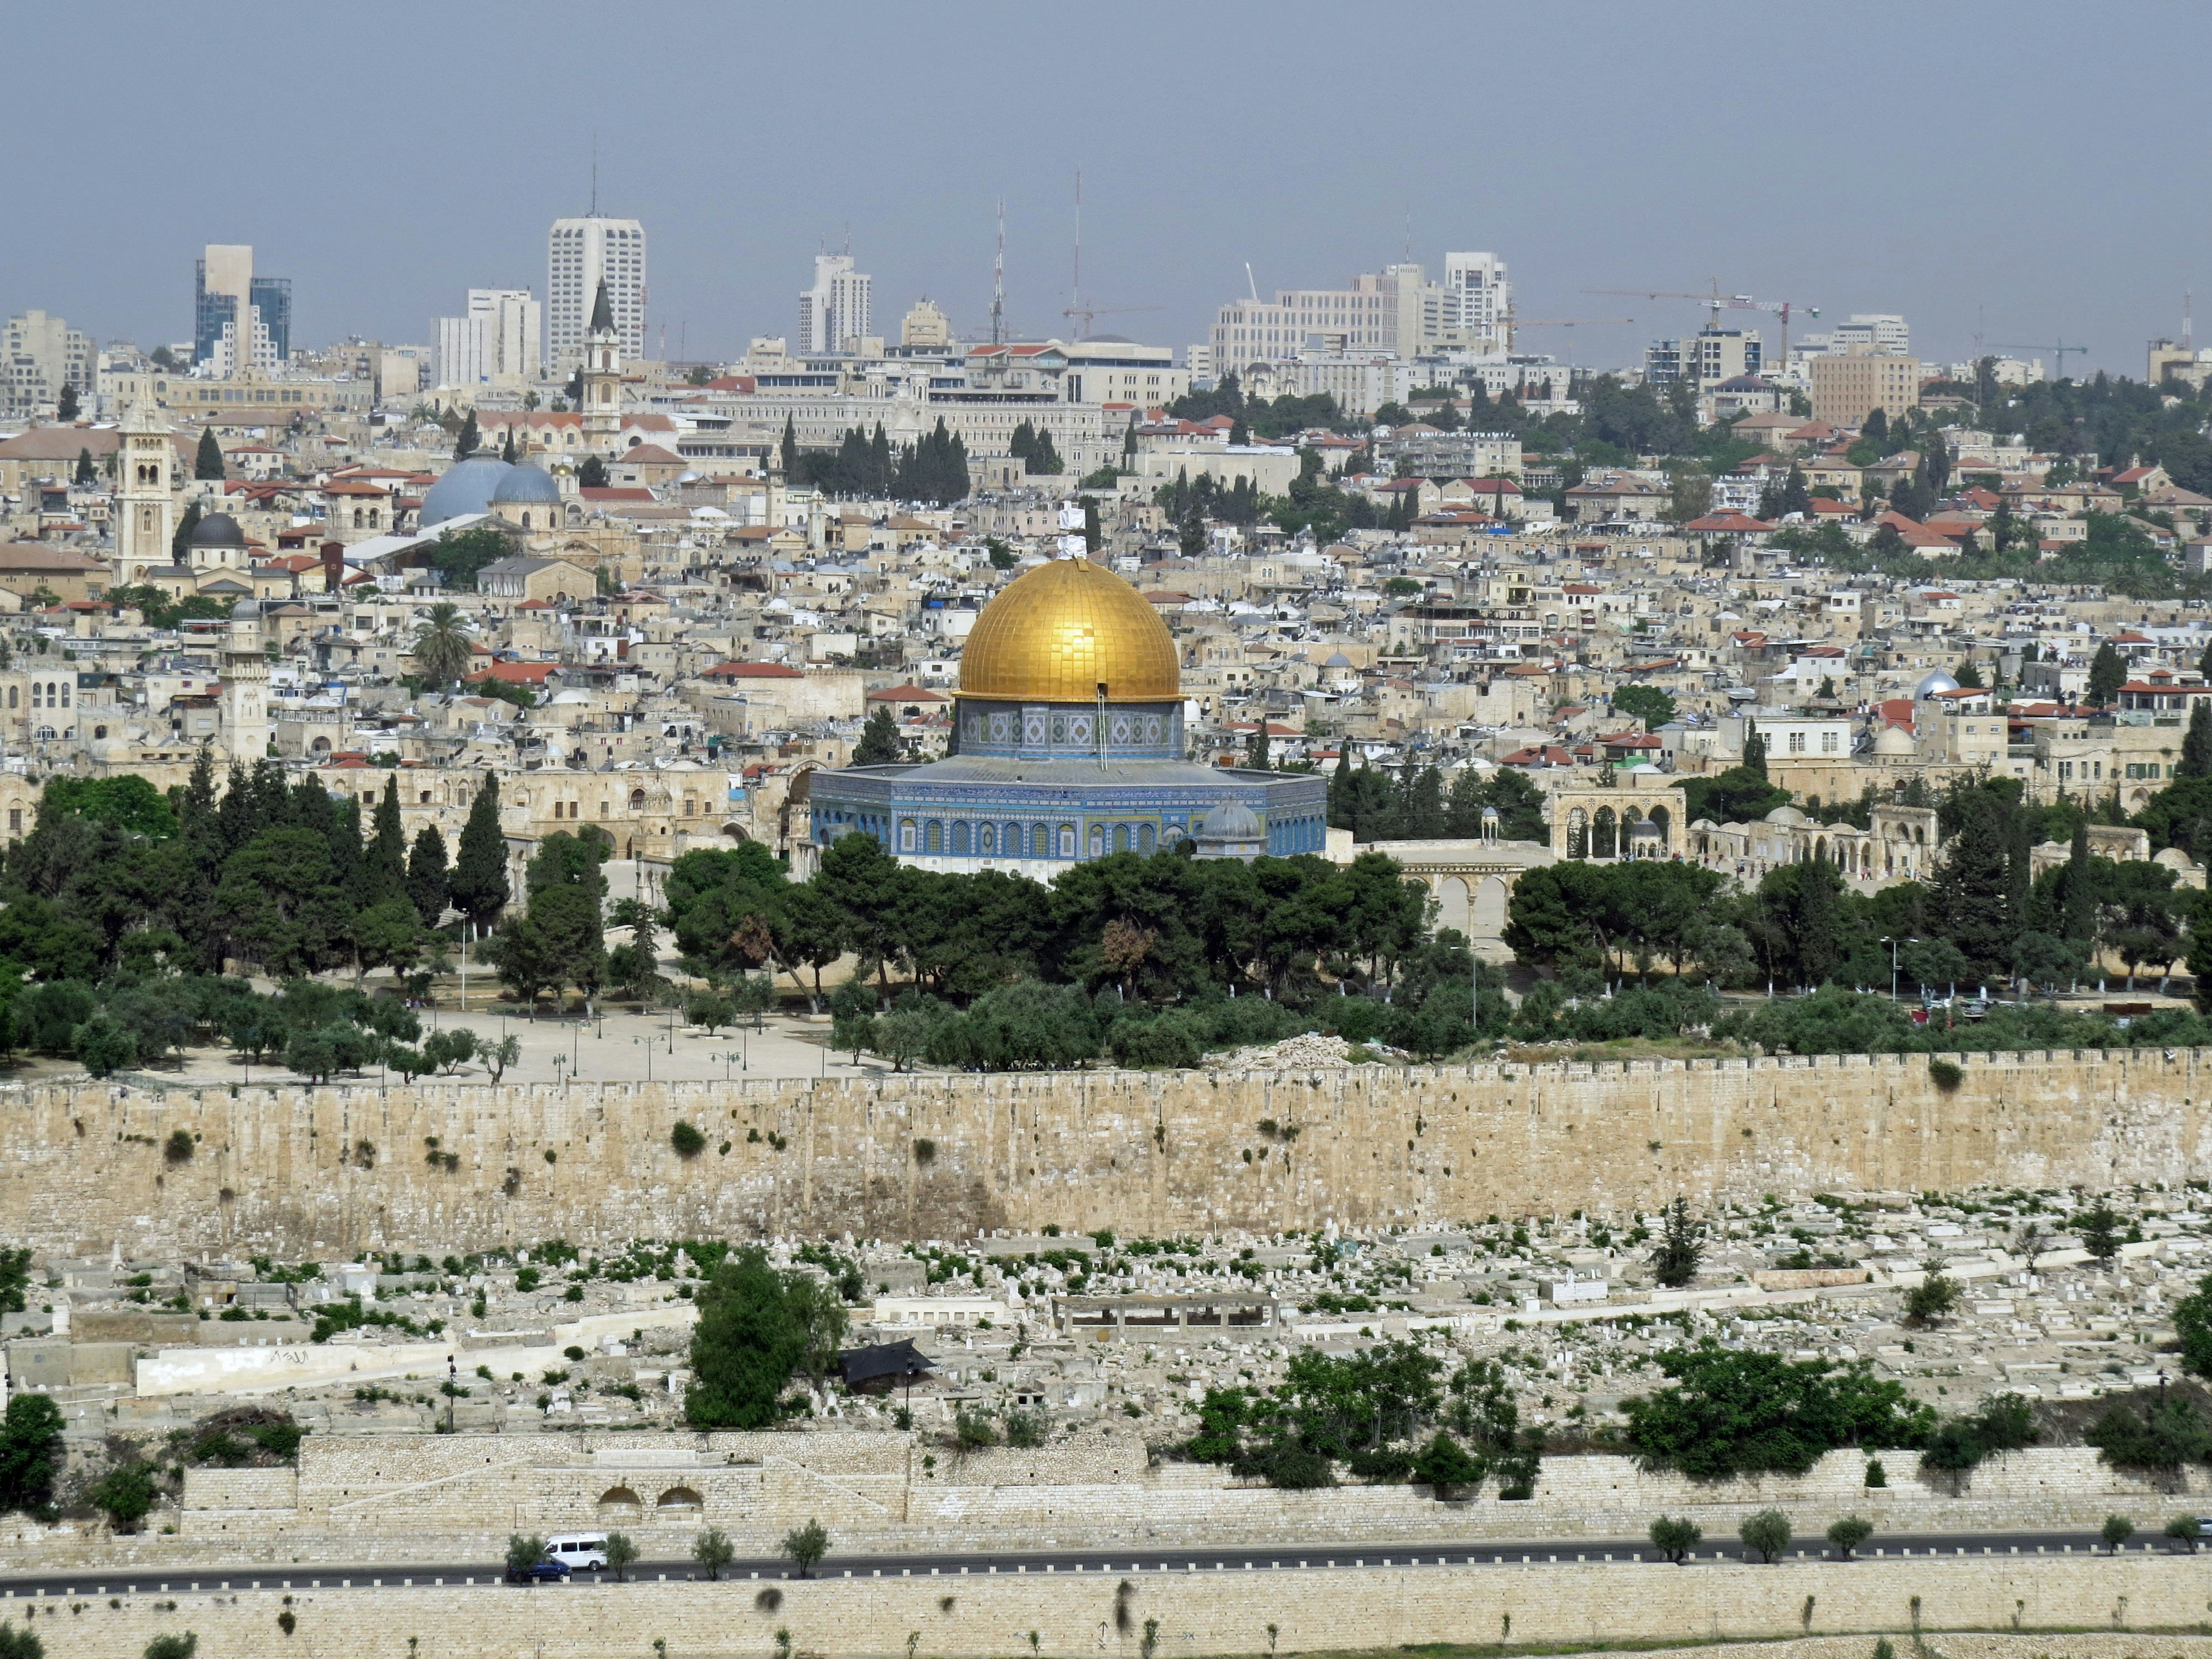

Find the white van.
[{"left": 546, "top": 1534, "right": 610, "bottom": 1571}]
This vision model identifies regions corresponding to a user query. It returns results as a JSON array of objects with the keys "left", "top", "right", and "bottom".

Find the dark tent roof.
[
  {"left": 589, "top": 278, "right": 615, "bottom": 335},
  {"left": 838, "top": 1339, "right": 934, "bottom": 1388}
]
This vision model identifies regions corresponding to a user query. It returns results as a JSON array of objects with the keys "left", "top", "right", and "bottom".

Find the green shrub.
[
  {"left": 1649, "top": 1514, "right": 1701, "bottom": 1563},
  {"left": 1826, "top": 1515, "right": 1873, "bottom": 1558},
  {"left": 670, "top": 1120, "right": 706, "bottom": 1159},
  {"left": 1927, "top": 1058, "right": 1963, "bottom": 1091},
  {"left": 1739, "top": 1508, "right": 1791, "bottom": 1563}
]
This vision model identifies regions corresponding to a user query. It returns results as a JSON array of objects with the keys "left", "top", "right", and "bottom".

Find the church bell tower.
[
  {"left": 581, "top": 278, "right": 622, "bottom": 454},
  {"left": 115, "top": 397, "right": 174, "bottom": 585}
]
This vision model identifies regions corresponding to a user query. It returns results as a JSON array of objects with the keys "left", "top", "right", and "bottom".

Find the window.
[
  {"left": 900, "top": 819, "right": 918, "bottom": 853},
  {"left": 1787, "top": 730, "right": 1805, "bottom": 753},
  {"left": 1821, "top": 732, "right": 1839, "bottom": 753}
]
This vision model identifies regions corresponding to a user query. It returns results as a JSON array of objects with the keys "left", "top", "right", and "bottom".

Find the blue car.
[{"left": 505, "top": 1558, "right": 572, "bottom": 1584}]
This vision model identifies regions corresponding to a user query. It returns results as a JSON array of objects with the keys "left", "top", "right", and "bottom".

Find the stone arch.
[
  {"left": 1472, "top": 875, "right": 1509, "bottom": 940},
  {"left": 1645, "top": 804, "right": 1670, "bottom": 851},
  {"left": 1437, "top": 876, "right": 1471, "bottom": 938},
  {"left": 597, "top": 1486, "right": 642, "bottom": 1517},
  {"left": 722, "top": 822, "right": 751, "bottom": 840},
  {"left": 1566, "top": 806, "right": 1588, "bottom": 859},
  {"left": 1592, "top": 806, "right": 1616, "bottom": 859},
  {"left": 656, "top": 1485, "right": 703, "bottom": 1512}
]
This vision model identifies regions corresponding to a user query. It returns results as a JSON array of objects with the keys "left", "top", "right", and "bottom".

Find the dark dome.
[
  {"left": 188, "top": 512, "right": 246, "bottom": 548},
  {"left": 490, "top": 463, "right": 563, "bottom": 506},
  {"left": 419, "top": 455, "right": 515, "bottom": 529}
]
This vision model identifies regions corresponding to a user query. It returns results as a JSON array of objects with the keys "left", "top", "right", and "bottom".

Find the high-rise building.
[
  {"left": 436, "top": 289, "right": 543, "bottom": 387},
  {"left": 1646, "top": 327, "right": 1761, "bottom": 388},
  {"left": 194, "top": 245, "right": 290, "bottom": 372},
  {"left": 1209, "top": 253, "right": 1511, "bottom": 374},
  {"left": 547, "top": 217, "right": 646, "bottom": 372},
  {"left": 798, "top": 253, "right": 872, "bottom": 354},
  {"left": 1808, "top": 354, "right": 1923, "bottom": 427},
  {"left": 899, "top": 297, "right": 952, "bottom": 351},
  {"left": 1, "top": 310, "right": 93, "bottom": 415}
]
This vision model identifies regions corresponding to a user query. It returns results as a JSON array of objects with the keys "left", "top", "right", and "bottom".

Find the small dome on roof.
[
  {"left": 189, "top": 512, "right": 246, "bottom": 548},
  {"left": 419, "top": 455, "right": 515, "bottom": 529},
  {"left": 489, "top": 463, "right": 563, "bottom": 506},
  {"left": 1198, "top": 800, "right": 1263, "bottom": 840},
  {"left": 230, "top": 599, "right": 261, "bottom": 620},
  {"left": 1915, "top": 668, "right": 1961, "bottom": 698},
  {"left": 1324, "top": 652, "right": 1353, "bottom": 668}
]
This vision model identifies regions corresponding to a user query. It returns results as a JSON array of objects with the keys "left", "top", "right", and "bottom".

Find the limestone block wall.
[
  {"left": 172, "top": 1434, "right": 2210, "bottom": 1562},
  {"left": 7, "top": 1555, "right": 2207, "bottom": 1659},
  {"left": 1, "top": 1046, "right": 2205, "bottom": 1258}
]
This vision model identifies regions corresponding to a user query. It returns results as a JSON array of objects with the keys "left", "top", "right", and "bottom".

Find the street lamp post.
[{"left": 1880, "top": 936, "right": 1919, "bottom": 1002}]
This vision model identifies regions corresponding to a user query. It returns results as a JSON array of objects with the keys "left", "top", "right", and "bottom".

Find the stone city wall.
[
  {"left": 0, "top": 1045, "right": 2205, "bottom": 1258},
  {"left": 4, "top": 1555, "right": 2207, "bottom": 1659}
]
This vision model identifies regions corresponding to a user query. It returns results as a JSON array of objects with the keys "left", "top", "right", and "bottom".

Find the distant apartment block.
[
  {"left": 1, "top": 310, "right": 93, "bottom": 415},
  {"left": 1210, "top": 252, "right": 1512, "bottom": 374},
  {"left": 1808, "top": 353, "right": 1923, "bottom": 427},
  {"left": 437, "top": 289, "right": 542, "bottom": 388},
  {"left": 547, "top": 217, "right": 645, "bottom": 370}
]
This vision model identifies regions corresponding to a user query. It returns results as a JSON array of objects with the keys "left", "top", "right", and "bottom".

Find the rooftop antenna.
[
  {"left": 1070, "top": 170, "right": 1082, "bottom": 340},
  {"left": 2188, "top": 290, "right": 2195, "bottom": 352},
  {"left": 991, "top": 200, "right": 1007, "bottom": 346},
  {"left": 590, "top": 131, "right": 599, "bottom": 215},
  {"left": 1245, "top": 262, "right": 1259, "bottom": 303}
]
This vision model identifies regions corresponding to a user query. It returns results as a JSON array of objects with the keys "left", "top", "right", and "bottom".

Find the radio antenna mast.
[
  {"left": 1070, "top": 171, "right": 1082, "bottom": 339},
  {"left": 991, "top": 199, "right": 1006, "bottom": 347},
  {"left": 590, "top": 132, "right": 598, "bottom": 215}
]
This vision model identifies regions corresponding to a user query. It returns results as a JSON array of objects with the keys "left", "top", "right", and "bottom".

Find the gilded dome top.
[{"left": 959, "top": 556, "right": 1180, "bottom": 703}]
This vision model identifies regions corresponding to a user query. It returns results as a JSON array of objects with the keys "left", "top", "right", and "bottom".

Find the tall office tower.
[
  {"left": 194, "top": 245, "right": 290, "bottom": 372},
  {"left": 436, "top": 288, "right": 543, "bottom": 386},
  {"left": 547, "top": 217, "right": 646, "bottom": 372},
  {"left": 798, "top": 253, "right": 872, "bottom": 354},
  {"left": 1442, "top": 252, "right": 1512, "bottom": 350}
]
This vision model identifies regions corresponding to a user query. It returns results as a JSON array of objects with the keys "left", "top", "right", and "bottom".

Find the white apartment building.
[
  {"left": 1210, "top": 252, "right": 1512, "bottom": 375},
  {"left": 437, "top": 289, "right": 542, "bottom": 388},
  {"left": 1800, "top": 313, "right": 1910, "bottom": 357},
  {"left": 1, "top": 310, "right": 93, "bottom": 415},
  {"left": 547, "top": 217, "right": 645, "bottom": 371},
  {"left": 798, "top": 254, "right": 872, "bottom": 355},
  {"left": 1058, "top": 338, "right": 1186, "bottom": 407}
]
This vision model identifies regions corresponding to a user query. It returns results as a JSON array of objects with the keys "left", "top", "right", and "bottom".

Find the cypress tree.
[
  {"left": 449, "top": 773, "right": 510, "bottom": 930},
  {"left": 368, "top": 776, "right": 407, "bottom": 902},
  {"left": 194, "top": 428, "right": 226, "bottom": 480},
  {"left": 407, "top": 825, "right": 450, "bottom": 927},
  {"left": 1933, "top": 790, "right": 2014, "bottom": 980},
  {"left": 2060, "top": 819, "right": 2096, "bottom": 945},
  {"left": 453, "top": 410, "right": 480, "bottom": 460},
  {"left": 217, "top": 762, "right": 259, "bottom": 853},
  {"left": 171, "top": 500, "right": 202, "bottom": 559},
  {"left": 1743, "top": 719, "right": 1768, "bottom": 778},
  {"left": 779, "top": 414, "right": 798, "bottom": 479},
  {"left": 1327, "top": 748, "right": 1353, "bottom": 829},
  {"left": 2183, "top": 699, "right": 2212, "bottom": 778},
  {"left": 2086, "top": 641, "right": 2127, "bottom": 706},
  {"left": 73, "top": 448, "right": 94, "bottom": 486}
]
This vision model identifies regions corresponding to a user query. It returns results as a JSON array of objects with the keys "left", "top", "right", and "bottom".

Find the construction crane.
[
  {"left": 1584, "top": 281, "right": 1819, "bottom": 357},
  {"left": 1987, "top": 342, "right": 2088, "bottom": 381},
  {"left": 1060, "top": 302, "right": 1162, "bottom": 340}
]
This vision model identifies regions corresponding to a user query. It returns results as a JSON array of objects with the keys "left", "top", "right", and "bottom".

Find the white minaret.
[
  {"left": 114, "top": 397, "right": 174, "bottom": 585},
  {"left": 221, "top": 602, "right": 271, "bottom": 761},
  {"left": 581, "top": 278, "right": 622, "bottom": 454}
]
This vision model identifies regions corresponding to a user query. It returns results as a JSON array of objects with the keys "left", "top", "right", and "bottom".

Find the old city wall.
[
  {"left": 9, "top": 1557, "right": 2209, "bottom": 1659},
  {"left": 0, "top": 1046, "right": 2205, "bottom": 1257}
]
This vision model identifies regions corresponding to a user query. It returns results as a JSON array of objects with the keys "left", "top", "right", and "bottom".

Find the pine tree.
[
  {"left": 1445, "top": 764, "right": 1485, "bottom": 836},
  {"left": 407, "top": 825, "right": 450, "bottom": 927},
  {"left": 194, "top": 428, "right": 225, "bottom": 480},
  {"left": 578, "top": 455, "right": 608, "bottom": 488},
  {"left": 73, "top": 448, "right": 94, "bottom": 485},
  {"left": 449, "top": 773, "right": 510, "bottom": 931},
  {"left": 1933, "top": 790, "right": 2016, "bottom": 979},
  {"left": 56, "top": 383, "right": 79, "bottom": 421},
  {"left": 1244, "top": 725, "right": 1270, "bottom": 771},
  {"left": 1956, "top": 658, "right": 1984, "bottom": 690},
  {"left": 853, "top": 707, "right": 902, "bottom": 766},
  {"left": 2184, "top": 699, "right": 2212, "bottom": 778},
  {"left": 1780, "top": 464, "right": 1810, "bottom": 518},
  {"left": 453, "top": 410, "right": 480, "bottom": 460},
  {"left": 1864, "top": 407, "right": 1888, "bottom": 444}
]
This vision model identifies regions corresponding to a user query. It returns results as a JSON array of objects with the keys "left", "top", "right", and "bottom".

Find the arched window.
[
  {"left": 978, "top": 823, "right": 994, "bottom": 855},
  {"left": 1029, "top": 823, "right": 1048, "bottom": 859},
  {"left": 93, "top": 725, "right": 106, "bottom": 740},
  {"left": 1139, "top": 824, "right": 1156, "bottom": 854},
  {"left": 58, "top": 684, "right": 69, "bottom": 708},
  {"left": 1088, "top": 824, "right": 1105, "bottom": 858},
  {"left": 1058, "top": 824, "right": 1077, "bottom": 858},
  {"left": 6, "top": 687, "right": 15, "bottom": 709},
  {"left": 900, "top": 819, "right": 918, "bottom": 853},
  {"left": 925, "top": 820, "right": 943, "bottom": 854},
  {"left": 1113, "top": 824, "right": 1130, "bottom": 854},
  {"left": 630, "top": 788, "right": 647, "bottom": 809},
  {"left": 951, "top": 821, "right": 971, "bottom": 855},
  {"left": 420, "top": 791, "right": 432, "bottom": 805}
]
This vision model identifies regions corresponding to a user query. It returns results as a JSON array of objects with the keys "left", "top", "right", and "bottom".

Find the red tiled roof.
[{"left": 465, "top": 661, "right": 558, "bottom": 685}]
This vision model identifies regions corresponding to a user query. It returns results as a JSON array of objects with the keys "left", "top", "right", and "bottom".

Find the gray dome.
[
  {"left": 1915, "top": 668, "right": 1961, "bottom": 698},
  {"left": 489, "top": 463, "right": 563, "bottom": 507},
  {"left": 1324, "top": 652, "right": 1353, "bottom": 668},
  {"left": 230, "top": 599, "right": 262, "bottom": 620},
  {"left": 1198, "top": 800, "right": 1263, "bottom": 840},
  {"left": 188, "top": 511, "right": 246, "bottom": 548},
  {"left": 419, "top": 455, "right": 514, "bottom": 529}
]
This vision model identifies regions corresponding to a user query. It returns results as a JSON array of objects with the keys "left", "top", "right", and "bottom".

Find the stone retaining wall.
[
  {"left": 3, "top": 1555, "right": 2205, "bottom": 1659},
  {"left": 2, "top": 1044, "right": 2206, "bottom": 1256}
]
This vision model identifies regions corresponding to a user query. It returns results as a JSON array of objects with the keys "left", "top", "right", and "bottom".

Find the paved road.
[{"left": 0, "top": 1527, "right": 2194, "bottom": 1598}]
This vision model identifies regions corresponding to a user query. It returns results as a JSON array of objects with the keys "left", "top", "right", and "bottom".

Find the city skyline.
[{"left": 2, "top": 2, "right": 2207, "bottom": 380}]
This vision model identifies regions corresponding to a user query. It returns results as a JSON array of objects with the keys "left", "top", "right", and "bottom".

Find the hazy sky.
[{"left": 5, "top": 2, "right": 2203, "bottom": 381}]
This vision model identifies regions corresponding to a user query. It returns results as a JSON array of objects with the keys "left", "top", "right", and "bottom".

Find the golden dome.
[{"left": 959, "top": 556, "right": 1180, "bottom": 703}]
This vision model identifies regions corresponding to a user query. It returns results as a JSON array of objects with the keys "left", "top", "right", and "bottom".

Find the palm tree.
[{"left": 413, "top": 602, "right": 474, "bottom": 687}]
